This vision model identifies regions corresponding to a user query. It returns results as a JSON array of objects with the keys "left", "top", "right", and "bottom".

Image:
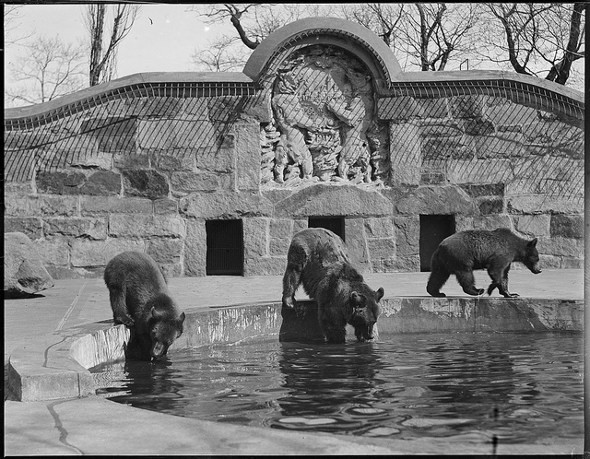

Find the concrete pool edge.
[
  {"left": 7, "top": 296, "right": 583, "bottom": 402},
  {"left": 5, "top": 296, "right": 584, "bottom": 455}
]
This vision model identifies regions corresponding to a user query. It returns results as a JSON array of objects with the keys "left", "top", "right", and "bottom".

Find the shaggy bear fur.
[
  {"left": 282, "top": 228, "right": 384, "bottom": 343},
  {"left": 427, "top": 228, "right": 542, "bottom": 298},
  {"left": 104, "top": 251, "right": 185, "bottom": 361}
]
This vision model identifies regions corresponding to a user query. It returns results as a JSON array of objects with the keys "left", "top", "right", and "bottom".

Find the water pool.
[{"left": 94, "top": 332, "right": 583, "bottom": 444}]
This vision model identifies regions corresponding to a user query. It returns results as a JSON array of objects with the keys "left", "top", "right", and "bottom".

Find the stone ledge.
[{"left": 7, "top": 297, "right": 582, "bottom": 402}]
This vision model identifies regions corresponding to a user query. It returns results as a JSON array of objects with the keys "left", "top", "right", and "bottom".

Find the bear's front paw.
[
  {"left": 505, "top": 292, "right": 519, "bottom": 298},
  {"left": 282, "top": 297, "right": 295, "bottom": 309},
  {"left": 116, "top": 315, "right": 135, "bottom": 327},
  {"left": 476, "top": 288, "right": 485, "bottom": 295}
]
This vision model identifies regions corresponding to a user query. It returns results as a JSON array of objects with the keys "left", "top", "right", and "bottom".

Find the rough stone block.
[
  {"left": 80, "top": 117, "right": 136, "bottom": 153},
  {"left": 393, "top": 217, "right": 419, "bottom": 257},
  {"left": 269, "top": 237, "right": 291, "bottom": 257},
  {"left": 71, "top": 238, "right": 145, "bottom": 267},
  {"left": 80, "top": 196, "right": 152, "bottom": 214},
  {"left": 470, "top": 215, "right": 513, "bottom": 230},
  {"left": 34, "top": 237, "right": 70, "bottom": 267},
  {"left": 24, "top": 195, "right": 79, "bottom": 217},
  {"left": 109, "top": 214, "right": 186, "bottom": 238},
  {"left": 449, "top": 95, "right": 486, "bottom": 118},
  {"left": 273, "top": 184, "right": 392, "bottom": 218},
  {"left": 507, "top": 195, "right": 583, "bottom": 214},
  {"left": 184, "top": 219, "right": 207, "bottom": 276},
  {"left": 243, "top": 217, "right": 269, "bottom": 259},
  {"left": 269, "top": 219, "right": 293, "bottom": 239},
  {"left": 70, "top": 152, "right": 113, "bottom": 170},
  {"left": 122, "top": 169, "right": 169, "bottom": 199},
  {"left": 235, "top": 121, "right": 261, "bottom": 191},
  {"left": 4, "top": 217, "right": 43, "bottom": 240},
  {"left": 514, "top": 214, "right": 550, "bottom": 238},
  {"left": 153, "top": 198, "right": 178, "bottom": 214},
  {"left": 44, "top": 217, "right": 107, "bottom": 240},
  {"left": 475, "top": 132, "right": 526, "bottom": 158},
  {"left": 195, "top": 148, "right": 234, "bottom": 173},
  {"left": 114, "top": 154, "right": 150, "bottom": 169},
  {"left": 344, "top": 218, "right": 370, "bottom": 271},
  {"left": 170, "top": 171, "right": 230, "bottom": 193},
  {"left": 79, "top": 170, "right": 121, "bottom": 196},
  {"left": 388, "top": 255, "right": 420, "bottom": 272},
  {"left": 180, "top": 191, "right": 273, "bottom": 219},
  {"left": 152, "top": 153, "right": 195, "bottom": 172},
  {"left": 478, "top": 198, "right": 504, "bottom": 215},
  {"left": 417, "top": 98, "right": 449, "bottom": 118},
  {"left": 389, "top": 122, "right": 421, "bottom": 185},
  {"left": 378, "top": 96, "right": 424, "bottom": 120},
  {"left": 147, "top": 238, "right": 183, "bottom": 264},
  {"left": 550, "top": 214, "right": 584, "bottom": 239},
  {"left": 36, "top": 171, "right": 86, "bottom": 195},
  {"left": 460, "top": 183, "right": 505, "bottom": 198},
  {"left": 538, "top": 236, "right": 584, "bottom": 258},
  {"left": 422, "top": 135, "right": 476, "bottom": 161},
  {"left": 5, "top": 232, "right": 54, "bottom": 296},
  {"left": 460, "top": 118, "right": 495, "bottom": 136},
  {"left": 396, "top": 186, "right": 475, "bottom": 215},
  {"left": 364, "top": 217, "right": 394, "bottom": 239},
  {"left": 446, "top": 159, "right": 513, "bottom": 185},
  {"left": 243, "top": 257, "right": 286, "bottom": 276},
  {"left": 367, "top": 238, "right": 396, "bottom": 260}
]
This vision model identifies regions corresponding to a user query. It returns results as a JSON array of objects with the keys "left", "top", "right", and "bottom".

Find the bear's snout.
[{"left": 150, "top": 341, "right": 169, "bottom": 360}]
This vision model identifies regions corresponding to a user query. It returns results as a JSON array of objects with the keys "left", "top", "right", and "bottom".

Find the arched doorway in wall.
[
  {"left": 419, "top": 215, "right": 456, "bottom": 272},
  {"left": 206, "top": 219, "right": 244, "bottom": 275}
]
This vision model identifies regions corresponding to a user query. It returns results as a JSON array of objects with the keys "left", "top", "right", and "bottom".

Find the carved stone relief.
[{"left": 260, "top": 45, "right": 390, "bottom": 187}]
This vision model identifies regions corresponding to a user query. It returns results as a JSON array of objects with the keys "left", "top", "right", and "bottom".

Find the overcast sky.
[
  {"left": 4, "top": 3, "right": 585, "bottom": 105},
  {"left": 4, "top": 4, "right": 235, "bottom": 88}
]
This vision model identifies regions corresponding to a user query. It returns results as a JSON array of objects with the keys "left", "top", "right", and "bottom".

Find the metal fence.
[{"left": 4, "top": 74, "right": 584, "bottom": 204}]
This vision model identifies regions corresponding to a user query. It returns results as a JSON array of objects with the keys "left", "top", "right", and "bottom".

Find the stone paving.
[{"left": 4, "top": 269, "right": 586, "bottom": 455}]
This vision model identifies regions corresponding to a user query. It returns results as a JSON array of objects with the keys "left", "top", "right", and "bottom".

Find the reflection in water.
[{"left": 93, "top": 332, "right": 583, "bottom": 444}]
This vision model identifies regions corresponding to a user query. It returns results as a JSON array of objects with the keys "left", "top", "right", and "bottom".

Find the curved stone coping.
[
  {"left": 397, "top": 70, "right": 584, "bottom": 103},
  {"left": 243, "top": 16, "right": 402, "bottom": 86},
  {"left": 7, "top": 297, "right": 583, "bottom": 402},
  {"left": 4, "top": 71, "right": 255, "bottom": 121}
]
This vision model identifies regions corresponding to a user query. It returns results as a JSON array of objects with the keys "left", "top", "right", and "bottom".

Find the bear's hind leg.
[
  {"left": 109, "top": 287, "right": 134, "bottom": 326},
  {"left": 427, "top": 256, "right": 450, "bottom": 297},
  {"left": 456, "top": 270, "right": 485, "bottom": 296}
]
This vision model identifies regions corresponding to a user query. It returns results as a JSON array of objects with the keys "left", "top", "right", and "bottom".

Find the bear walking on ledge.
[
  {"left": 426, "top": 228, "right": 542, "bottom": 298},
  {"left": 282, "top": 228, "right": 384, "bottom": 343},
  {"left": 104, "top": 251, "right": 185, "bottom": 361}
]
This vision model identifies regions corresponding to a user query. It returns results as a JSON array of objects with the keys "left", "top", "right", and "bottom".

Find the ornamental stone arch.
[{"left": 248, "top": 18, "right": 403, "bottom": 187}]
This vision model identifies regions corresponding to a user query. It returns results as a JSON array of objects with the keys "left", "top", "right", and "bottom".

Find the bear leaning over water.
[
  {"left": 282, "top": 228, "right": 385, "bottom": 343},
  {"left": 104, "top": 251, "right": 185, "bottom": 361},
  {"left": 426, "top": 228, "right": 542, "bottom": 298}
]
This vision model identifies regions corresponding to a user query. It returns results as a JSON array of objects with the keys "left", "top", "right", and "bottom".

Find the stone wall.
[{"left": 4, "top": 21, "right": 584, "bottom": 279}]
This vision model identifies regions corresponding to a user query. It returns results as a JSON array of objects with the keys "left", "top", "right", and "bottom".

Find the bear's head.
[
  {"left": 349, "top": 287, "right": 384, "bottom": 342},
  {"left": 147, "top": 295, "right": 186, "bottom": 360},
  {"left": 523, "top": 238, "right": 542, "bottom": 274}
]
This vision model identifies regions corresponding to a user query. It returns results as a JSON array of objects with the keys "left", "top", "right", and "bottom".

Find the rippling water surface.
[{"left": 95, "top": 332, "right": 583, "bottom": 443}]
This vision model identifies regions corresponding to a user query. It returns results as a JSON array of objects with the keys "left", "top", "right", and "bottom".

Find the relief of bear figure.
[
  {"left": 427, "top": 228, "right": 542, "bottom": 298},
  {"left": 282, "top": 228, "right": 384, "bottom": 343},
  {"left": 104, "top": 251, "right": 185, "bottom": 361}
]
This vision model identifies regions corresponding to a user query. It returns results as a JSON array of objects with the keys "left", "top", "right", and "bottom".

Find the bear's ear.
[
  {"left": 528, "top": 238, "right": 538, "bottom": 248},
  {"left": 351, "top": 291, "right": 363, "bottom": 305},
  {"left": 376, "top": 287, "right": 384, "bottom": 302},
  {"left": 151, "top": 307, "right": 164, "bottom": 320},
  {"left": 178, "top": 311, "right": 186, "bottom": 324}
]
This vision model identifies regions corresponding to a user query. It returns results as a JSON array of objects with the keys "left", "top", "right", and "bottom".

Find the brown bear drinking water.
[
  {"left": 104, "top": 251, "right": 185, "bottom": 361},
  {"left": 282, "top": 228, "right": 385, "bottom": 343},
  {"left": 427, "top": 228, "right": 542, "bottom": 298}
]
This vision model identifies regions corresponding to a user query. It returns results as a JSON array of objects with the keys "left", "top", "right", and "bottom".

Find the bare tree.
[
  {"left": 191, "top": 35, "right": 246, "bottom": 72},
  {"left": 399, "top": 3, "right": 481, "bottom": 71},
  {"left": 85, "top": 4, "right": 141, "bottom": 86},
  {"left": 340, "top": 3, "right": 406, "bottom": 48},
  {"left": 4, "top": 5, "right": 33, "bottom": 45},
  {"left": 481, "top": 3, "right": 585, "bottom": 85},
  {"left": 6, "top": 36, "right": 86, "bottom": 106}
]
